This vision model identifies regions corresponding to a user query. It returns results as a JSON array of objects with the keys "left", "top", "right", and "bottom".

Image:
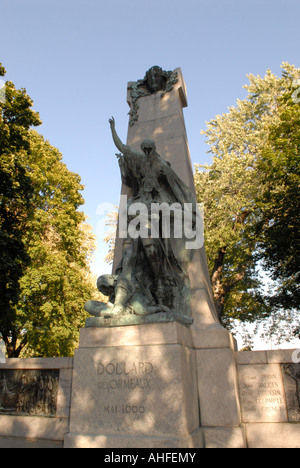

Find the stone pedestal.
[
  {"left": 195, "top": 328, "right": 245, "bottom": 448},
  {"left": 64, "top": 322, "right": 246, "bottom": 448},
  {"left": 64, "top": 322, "right": 203, "bottom": 448}
]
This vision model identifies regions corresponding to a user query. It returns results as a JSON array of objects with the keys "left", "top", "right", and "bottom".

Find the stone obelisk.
[
  {"left": 64, "top": 67, "right": 245, "bottom": 449},
  {"left": 113, "top": 67, "right": 220, "bottom": 336}
]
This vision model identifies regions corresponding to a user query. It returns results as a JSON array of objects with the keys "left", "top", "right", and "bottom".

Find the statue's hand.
[
  {"left": 108, "top": 116, "right": 125, "bottom": 153},
  {"left": 109, "top": 116, "right": 115, "bottom": 130}
]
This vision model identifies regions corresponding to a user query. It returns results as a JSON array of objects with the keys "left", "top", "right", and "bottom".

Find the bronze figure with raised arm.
[{"left": 85, "top": 117, "right": 198, "bottom": 325}]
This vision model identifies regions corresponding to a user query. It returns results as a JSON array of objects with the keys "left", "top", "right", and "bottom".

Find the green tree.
[
  {"left": 0, "top": 65, "right": 98, "bottom": 357},
  {"left": 195, "top": 63, "right": 300, "bottom": 341},
  {"left": 11, "top": 131, "right": 97, "bottom": 357},
  {"left": 194, "top": 151, "right": 267, "bottom": 325},
  {"left": 255, "top": 87, "right": 300, "bottom": 311},
  {"left": 0, "top": 64, "right": 41, "bottom": 354}
]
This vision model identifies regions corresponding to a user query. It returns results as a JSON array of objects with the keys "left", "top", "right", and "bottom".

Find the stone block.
[
  {"left": 65, "top": 428, "right": 203, "bottom": 449},
  {"left": 57, "top": 368, "right": 73, "bottom": 418},
  {"left": 235, "top": 351, "right": 268, "bottom": 365},
  {"left": 203, "top": 427, "right": 245, "bottom": 449},
  {"left": 267, "top": 349, "right": 298, "bottom": 364},
  {"left": 0, "top": 436, "right": 63, "bottom": 448},
  {"left": 196, "top": 348, "right": 241, "bottom": 427},
  {"left": 237, "top": 363, "right": 287, "bottom": 423},
  {"left": 0, "top": 357, "right": 73, "bottom": 369},
  {"left": 79, "top": 321, "right": 193, "bottom": 349},
  {"left": 0, "top": 415, "right": 69, "bottom": 441},
  {"left": 0, "top": 357, "right": 72, "bottom": 446},
  {"left": 193, "top": 326, "right": 236, "bottom": 350},
  {"left": 65, "top": 324, "right": 201, "bottom": 448},
  {"left": 246, "top": 423, "right": 300, "bottom": 448}
]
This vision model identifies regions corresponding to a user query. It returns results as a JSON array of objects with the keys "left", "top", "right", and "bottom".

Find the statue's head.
[
  {"left": 142, "top": 237, "right": 160, "bottom": 260},
  {"left": 141, "top": 139, "right": 156, "bottom": 157},
  {"left": 144, "top": 66, "right": 167, "bottom": 93},
  {"left": 97, "top": 274, "right": 117, "bottom": 296}
]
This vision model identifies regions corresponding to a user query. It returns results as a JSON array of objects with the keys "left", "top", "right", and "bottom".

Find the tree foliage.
[
  {"left": 0, "top": 65, "right": 98, "bottom": 357},
  {"left": 0, "top": 64, "right": 41, "bottom": 352},
  {"left": 195, "top": 63, "right": 300, "bottom": 342},
  {"left": 13, "top": 131, "right": 97, "bottom": 357},
  {"left": 255, "top": 88, "right": 300, "bottom": 310}
]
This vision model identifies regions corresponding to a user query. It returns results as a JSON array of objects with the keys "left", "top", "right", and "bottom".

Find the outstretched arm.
[
  {"left": 109, "top": 117, "right": 126, "bottom": 154},
  {"left": 109, "top": 117, "right": 143, "bottom": 161}
]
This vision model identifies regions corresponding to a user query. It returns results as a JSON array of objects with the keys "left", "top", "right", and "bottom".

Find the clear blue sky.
[{"left": 1, "top": 0, "right": 300, "bottom": 279}]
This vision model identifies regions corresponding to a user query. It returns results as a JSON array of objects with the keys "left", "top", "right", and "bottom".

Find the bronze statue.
[{"left": 85, "top": 117, "right": 199, "bottom": 326}]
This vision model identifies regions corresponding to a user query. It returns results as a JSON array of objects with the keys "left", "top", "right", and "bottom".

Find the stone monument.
[{"left": 64, "top": 66, "right": 245, "bottom": 448}]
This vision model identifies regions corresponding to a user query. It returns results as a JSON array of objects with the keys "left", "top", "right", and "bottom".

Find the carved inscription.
[
  {"left": 237, "top": 364, "right": 287, "bottom": 423},
  {"left": 104, "top": 404, "right": 145, "bottom": 414},
  {"left": 97, "top": 361, "right": 153, "bottom": 416},
  {"left": 0, "top": 369, "right": 59, "bottom": 417}
]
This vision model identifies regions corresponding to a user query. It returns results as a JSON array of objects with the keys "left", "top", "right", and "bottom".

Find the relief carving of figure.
[
  {"left": 0, "top": 370, "right": 59, "bottom": 416},
  {"left": 128, "top": 65, "right": 178, "bottom": 126},
  {"left": 284, "top": 364, "right": 300, "bottom": 412}
]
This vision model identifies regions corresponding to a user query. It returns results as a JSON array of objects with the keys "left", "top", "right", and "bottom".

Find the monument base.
[
  {"left": 64, "top": 429, "right": 203, "bottom": 449},
  {"left": 64, "top": 322, "right": 201, "bottom": 449},
  {"left": 64, "top": 321, "right": 245, "bottom": 448}
]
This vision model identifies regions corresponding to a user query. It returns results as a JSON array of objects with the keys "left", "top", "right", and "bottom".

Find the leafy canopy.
[
  {"left": 0, "top": 63, "right": 41, "bottom": 353},
  {"left": 0, "top": 64, "right": 98, "bottom": 357},
  {"left": 195, "top": 63, "right": 300, "bottom": 344}
]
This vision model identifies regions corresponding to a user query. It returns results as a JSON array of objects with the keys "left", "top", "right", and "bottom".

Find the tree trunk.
[
  {"left": 4, "top": 332, "right": 27, "bottom": 358},
  {"left": 210, "top": 246, "right": 247, "bottom": 322},
  {"left": 211, "top": 247, "right": 227, "bottom": 321}
]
